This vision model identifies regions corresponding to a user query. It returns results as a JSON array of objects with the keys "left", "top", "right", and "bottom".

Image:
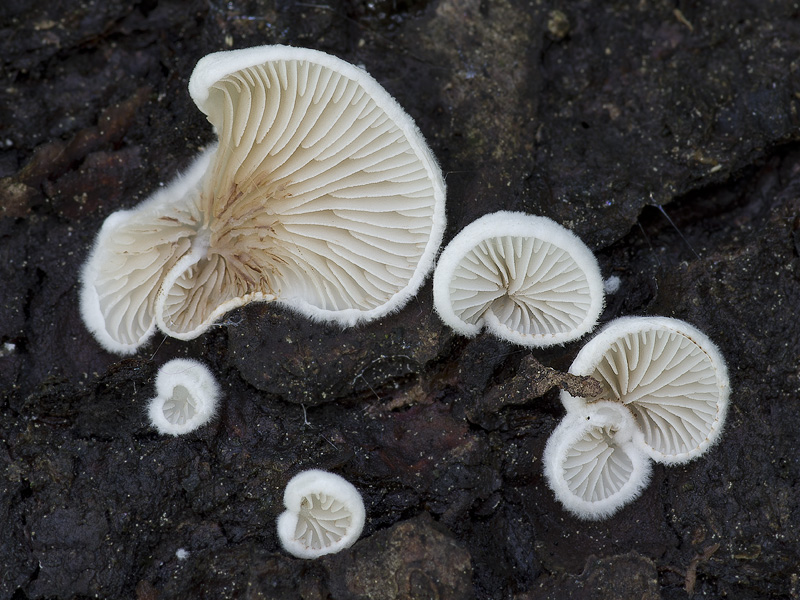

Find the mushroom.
[
  {"left": 147, "top": 358, "right": 220, "bottom": 435},
  {"left": 80, "top": 45, "right": 446, "bottom": 353},
  {"left": 543, "top": 401, "right": 652, "bottom": 520},
  {"left": 276, "top": 469, "right": 366, "bottom": 559},
  {"left": 561, "top": 316, "right": 730, "bottom": 464},
  {"left": 432, "top": 211, "right": 604, "bottom": 347}
]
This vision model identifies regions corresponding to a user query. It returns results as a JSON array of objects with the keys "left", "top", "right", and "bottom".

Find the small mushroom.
[
  {"left": 433, "top": 211, "right": 604, "bottom": 347},
  {"left": 81, "top": 45, "right": 446, "bottom": 353},
  {"left": 147, "top": 358, "right": 220, "bottom": 435},
  {"left": 561, "top": 316, "right": 730, "bottom": 464},
  {"left": 543, "top": 401, "right": 652, "bottom": 520},
  {"left": 276, "top": 469, "right": 366, "bottom": 559}
]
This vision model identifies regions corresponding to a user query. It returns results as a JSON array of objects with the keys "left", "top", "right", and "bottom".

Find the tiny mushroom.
[
  {"left": 543, "top": 401, "right": 652, "bottom": 520},
  {"left": 80, "top": 45, "right": 446, "bottom": 354},
  {"left": 433, "top": 211, "right": 604, "bottom": 347},
  {"left": 147, "top": 358, "right": 220, "bottom": 435},
  {"left": 561, "top": 316, "right": 730, "bottom": 464},
  {"left": 277, "top": 469, "right": 366, "bottom": 559}
]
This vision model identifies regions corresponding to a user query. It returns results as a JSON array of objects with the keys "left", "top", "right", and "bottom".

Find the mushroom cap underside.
[
  {"left": 148, "top": 358, "right": 220, "bottom": 436},
  {"left": 277, "top": 469, "right": 366, "bottom": 559},
  {"left": 433, "top": 211, "right": 604, "bottom": 347},
  {"left": 543, "top": 401, "right": 652, "bottom": 520},
  {"left": 81, "top": 45, "right": 447, "bottom": 352},
  {"left": 561, "top": 316, "right": 730, "bottom": 464}
]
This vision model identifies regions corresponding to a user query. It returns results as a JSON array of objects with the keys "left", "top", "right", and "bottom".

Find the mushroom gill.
[
  {"left": 147, "top": 358, "right": 221, "bottom": 436},
  {"left": 433, "top": 211, "right": 604, "bottom": 347},
  {"left": 277, "top": 469, "right": 366, "bottom": 559},
  {"left": 543, "top": 401, "right": 652, "bottom": 520},
  {"left": 562, "top": 316, "right": 730, "bottom": 464}
]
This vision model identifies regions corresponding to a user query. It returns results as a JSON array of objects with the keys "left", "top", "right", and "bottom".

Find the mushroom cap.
[
  {"left": 277, "top": 468, "right": 366, "bottom": 559},
  {"left": 156, "top": 44, "right": 446, "bottom": 339},
  {"left": 147, "top": 358, "right": 220, "bottom": 436},
  {"left": 561, "top": 316, "right": 730, "bottom": 464},
  {"left": 80, "top": 45, "right": 446, "bottom": 352},
  {"left": 432, "top": 211, "right": 604, "bottom": 347},
  {"left": 79, "top": 150, "right": 212, "bottom": 354},
  {"left": 543, "top": 401, "right": 652, "bottom": 520}
]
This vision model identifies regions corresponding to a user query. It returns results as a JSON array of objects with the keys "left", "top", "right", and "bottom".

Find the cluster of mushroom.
[
  {"left": 147, "top": 358, "right": 366, "bottom": 557},
  {"left": 544, "top": 317, "right": 730, "bottom": 519},
  {"left": 76, "top": 46, "right": 434, "bottom": 560},
  {"left": 80, "top": 42, "right": 732, "bottom": 551},
  {"left": 80, "top": 45, "right": 446, "bottom": 445},
  {"left": 429, "top": 209, "right": 731, "bottom": 519}
]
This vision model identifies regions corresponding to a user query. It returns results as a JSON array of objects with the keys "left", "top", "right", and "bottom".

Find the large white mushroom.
[
  {"left": 433, "top": 211, "right": 604, "bottom": 347},
  {"left": 561, "top": 316, "right": 730, "bottom": 464},
  {"left": 80, "top": 45, "right": 446, "bottom": 354},
  {"left": 543, "top": 401, "right": 652, "bottom": 520}
]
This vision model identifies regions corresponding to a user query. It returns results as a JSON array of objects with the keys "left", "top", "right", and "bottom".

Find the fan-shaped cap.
[
  {"left": 147, "top": 358, "right": 220, "bottom": 435},
  {"left": 81, "top": 45, "right": 446, "bottom": 352},
  {"left": 543, "top": 401, "right": 652, "bottom": 520},
  {"left": 561, "top": 316, "right": 730, "bottom": 464},
  {"left": 433, "top": 211, "right": 604, "bottom": 347},
  {"left": 277, "top": 469, "right": 366, "bottom": 559}
]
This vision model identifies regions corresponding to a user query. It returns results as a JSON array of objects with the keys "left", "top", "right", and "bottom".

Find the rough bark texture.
[{"left": 2, "top": 0, "right": 800, "bottom": 598}]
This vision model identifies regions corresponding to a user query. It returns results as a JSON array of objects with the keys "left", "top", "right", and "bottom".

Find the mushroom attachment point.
[
  {"left": 561, "top": 316, "right": 730, "bottom": 464},
  {"left": 433, "top": 211, "right": 604, "bottom": 347},
  {"left": 147, "top": 358, "right": 220, "bottom": 435},
  {"left": 80, "top": 45, "right": 446, "bottom": 353},
  {"left": 277, "top": 469, "right": 366, "bottom": 559},
  {"left": 543, "top": 401, "right": 652, "bottom": 520}
]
